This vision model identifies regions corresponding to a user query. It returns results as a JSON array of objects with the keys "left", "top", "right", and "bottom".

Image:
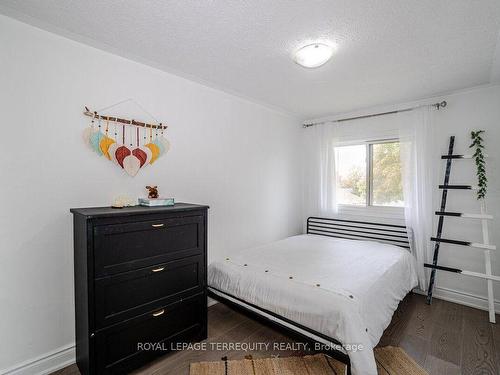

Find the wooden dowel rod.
[{"left": 83, "top": 108, "right": 167, "bottom": 130}]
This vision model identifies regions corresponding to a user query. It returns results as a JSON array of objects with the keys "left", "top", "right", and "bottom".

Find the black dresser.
[{"left": 70, "top": 203, "right": 208, "bottom": 375}]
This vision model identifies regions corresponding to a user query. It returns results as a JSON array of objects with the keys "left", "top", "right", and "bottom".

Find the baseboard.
[
  {"left": 414, "top": 286, "right": 500, "bottom": 314},
  {"left": 208, "top": 296, "right": 219, "bottom": 307},
  {"left": 0, "top": 344, "right": 75, "bottom": 375}
]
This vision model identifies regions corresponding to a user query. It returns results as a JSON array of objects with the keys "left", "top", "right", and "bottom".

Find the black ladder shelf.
[
  {"left": 424, "top": 135, "right": 498, "bottom": 323},
  {"left": 425, "top": 136, "right": 455, "bottom": 305}
]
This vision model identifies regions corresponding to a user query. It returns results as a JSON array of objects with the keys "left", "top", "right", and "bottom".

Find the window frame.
[{"left": 335, "top": 138, "right": 404, "bottom": 212}]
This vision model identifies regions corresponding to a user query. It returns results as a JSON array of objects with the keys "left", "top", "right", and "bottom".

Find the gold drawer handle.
[
  {"left": 152, "top": 267, "right": 165, "bottom": 273},
  {"left": 152, "top": 309, "right": 165, "bottom": 317},
  {"left": 152, "top": 223, "right": 165, "bottom": 228}
]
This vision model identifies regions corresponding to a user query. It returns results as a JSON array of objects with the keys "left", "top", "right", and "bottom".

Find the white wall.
[
  {"left": 0, "top": 15, "right": 302, "bottom": 373},
  {"left": 431, "top": 85, "right": 500, "bottom": 311},
  {"left": 304, "top": 84, "right": 500, "bottom": 313}
]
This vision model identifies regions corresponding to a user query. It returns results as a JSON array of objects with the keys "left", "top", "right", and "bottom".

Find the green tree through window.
[
  {"left": 372, "top": 142, "right": 403, "bottom": 206},
  {"left": 335, "top": 141, "right": 403, "bottom": 207}
]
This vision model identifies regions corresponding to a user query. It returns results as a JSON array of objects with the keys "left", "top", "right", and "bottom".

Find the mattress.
[{"left": 208, "top": 234, "right": 418, "bottom": 375}]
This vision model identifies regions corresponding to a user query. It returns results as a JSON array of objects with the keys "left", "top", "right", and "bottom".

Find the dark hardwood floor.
[{"left": 53, "top": 294, "right": 500, "bottom": 375}]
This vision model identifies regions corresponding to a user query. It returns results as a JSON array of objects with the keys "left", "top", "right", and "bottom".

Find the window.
[{"left": 335, "top": 140, "right": 404, "bottom": 207}]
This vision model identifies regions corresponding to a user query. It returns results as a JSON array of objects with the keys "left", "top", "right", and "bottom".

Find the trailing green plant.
[{"left": 469, "top": 130, "right": 487, "bottom": 200}]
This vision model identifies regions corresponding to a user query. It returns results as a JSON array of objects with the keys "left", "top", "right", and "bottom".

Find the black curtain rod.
[{"left": 303, "top": 101, "right": 447, "bottom": 128}]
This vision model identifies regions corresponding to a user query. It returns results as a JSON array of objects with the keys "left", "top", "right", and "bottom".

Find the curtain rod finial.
[{"left": 435, "top": 101, "right": 447, "bottom": 110}]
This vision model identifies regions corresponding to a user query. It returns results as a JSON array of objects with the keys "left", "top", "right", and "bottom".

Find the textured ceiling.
[{"left": 1, "top": 0, "right": 500, "bottom": 119}]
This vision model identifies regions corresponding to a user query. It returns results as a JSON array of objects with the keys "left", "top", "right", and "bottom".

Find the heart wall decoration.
[{"left": 82, "top": 107, "right": 170, "bottom": 176}]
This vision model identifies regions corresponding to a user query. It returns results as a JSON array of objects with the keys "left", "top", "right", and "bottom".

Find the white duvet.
[{"left": 208, "top": 234, "right": 418, "bottom": 375}]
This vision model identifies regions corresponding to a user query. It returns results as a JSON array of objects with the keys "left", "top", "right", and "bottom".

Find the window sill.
[{"left": 337, "top": 204, "right": 405, "bottom": 221}]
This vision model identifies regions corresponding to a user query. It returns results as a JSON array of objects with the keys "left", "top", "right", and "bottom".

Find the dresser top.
[{"left": 70, "top": 202, "right": 209, "bottom": 219}]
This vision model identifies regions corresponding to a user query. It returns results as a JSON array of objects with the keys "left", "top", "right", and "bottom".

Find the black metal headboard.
[{"left": 307, "top": 217, "right": 410, "bottom": 249}]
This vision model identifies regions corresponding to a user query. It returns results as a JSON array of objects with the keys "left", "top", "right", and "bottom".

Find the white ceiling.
[{"left": 1, "top": 0, "right": 500, "bottom": 119}]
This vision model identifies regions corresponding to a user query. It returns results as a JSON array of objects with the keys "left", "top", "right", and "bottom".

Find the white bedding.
[{"left": 208, "top": 234, "right": 418, "bottom": 375}]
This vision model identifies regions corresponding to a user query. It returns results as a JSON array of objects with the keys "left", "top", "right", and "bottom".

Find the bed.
[{"left": 207, "top": 217, "right": 418, "bottom": 375}]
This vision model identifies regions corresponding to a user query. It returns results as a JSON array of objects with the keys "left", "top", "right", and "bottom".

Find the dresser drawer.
[
  {"left": 94, "top": 293, "right": 206, "bottom": 374},
  {"left": 93, "top": 214, "right": 204, "bottom": 277},
  {"left": 94, "top": 256, "right": 204, "bottom": 328}
]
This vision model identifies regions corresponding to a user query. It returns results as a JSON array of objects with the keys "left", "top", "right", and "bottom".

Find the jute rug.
[{"left": 190, "top": 346, "right": 428, "bottom": 375}]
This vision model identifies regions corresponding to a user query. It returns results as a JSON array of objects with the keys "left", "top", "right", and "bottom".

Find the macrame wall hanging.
[{"left": 82, "top": 100, "right": 170, "bottom": 176}]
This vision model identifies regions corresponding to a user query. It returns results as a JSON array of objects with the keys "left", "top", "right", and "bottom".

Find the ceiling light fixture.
[{"left": 294, "top": 43, "right": 334, "bottom": 68}]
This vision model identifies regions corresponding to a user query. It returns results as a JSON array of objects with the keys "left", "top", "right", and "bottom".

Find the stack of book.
[{"left": 138, "top": 197, "right": 175, "bottom": 207}]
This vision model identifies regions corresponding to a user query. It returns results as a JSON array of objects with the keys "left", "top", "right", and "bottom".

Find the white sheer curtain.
[
  {"left": 303, "top": 122, "right": 339, "bottom": 219},
  {"left": 398, "top": 107, "right": 436, "bottom": 291}
]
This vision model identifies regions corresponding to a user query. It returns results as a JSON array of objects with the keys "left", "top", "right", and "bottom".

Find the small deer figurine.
[{"left": 145, "top": 186, "right": 159, "bottom": 199}]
